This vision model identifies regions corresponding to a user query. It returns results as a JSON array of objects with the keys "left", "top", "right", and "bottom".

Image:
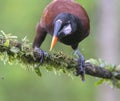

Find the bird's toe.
[
  {"left": 75, "top": 58, "right": 85, "bottom": 81},
  {"left": 34, "top": 47, "right": 48, "bottom": 63}
]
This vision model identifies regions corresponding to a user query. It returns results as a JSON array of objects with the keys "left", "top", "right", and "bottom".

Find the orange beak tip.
[
  {"left": 49, "top": 47, "right": 52, "bottom": 51},
  {"left": 50, "top": 36, "right": 58, "bottom": 51}
]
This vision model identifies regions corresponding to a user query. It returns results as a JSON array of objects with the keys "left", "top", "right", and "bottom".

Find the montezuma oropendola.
[{"left": 33, "top": 0, "right": 90, "bottom": 80}]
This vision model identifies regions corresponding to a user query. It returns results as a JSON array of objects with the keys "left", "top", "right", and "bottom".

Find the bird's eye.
[{"left": 64, "top": 21, "right": 70, "bottom": 25}]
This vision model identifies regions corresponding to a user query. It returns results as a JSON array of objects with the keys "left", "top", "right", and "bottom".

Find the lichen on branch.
[{"left": 0, "top": 31, "right": 120, "bottom": 88}]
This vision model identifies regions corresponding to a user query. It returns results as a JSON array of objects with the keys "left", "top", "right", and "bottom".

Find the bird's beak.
[
  {"left": 50, "top": 36, "right": 58, "bottom": 51},
  {"left": 50, "top": 20, "right": 62, "bottom": 51}
]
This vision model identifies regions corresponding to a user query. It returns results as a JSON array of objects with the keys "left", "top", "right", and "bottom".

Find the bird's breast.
[{"left": 59, "top": 33, "right": 79, "bottom": 45}]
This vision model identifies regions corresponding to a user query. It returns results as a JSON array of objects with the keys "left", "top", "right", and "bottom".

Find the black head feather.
[{"left": 53, "top": 13, "right": 84, "bottom": 46}]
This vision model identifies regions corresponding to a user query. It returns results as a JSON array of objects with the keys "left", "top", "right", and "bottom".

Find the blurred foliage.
[{"left": 0, "top": 0, "right": 98, "bottom": 101}]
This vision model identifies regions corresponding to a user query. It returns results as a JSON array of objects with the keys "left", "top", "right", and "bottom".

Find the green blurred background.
[{"left": 0, "top": 0, "right": 119, "bottom": 101}]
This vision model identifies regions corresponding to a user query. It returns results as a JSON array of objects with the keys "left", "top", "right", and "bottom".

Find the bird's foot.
[
  {"left": 34, "top": 47, "right": 48, "bottom": 63},
  {"left": 73, "top": 49, "right": 85, "bottom": 81},
  {"left": 33, "top": 47, "right": 48, "bottom": 77},
  {"left": 75, "top": 58, "right": 85, "bottom": 81}
]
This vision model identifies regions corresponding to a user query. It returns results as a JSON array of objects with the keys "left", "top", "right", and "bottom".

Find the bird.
[{"left": 32, "top": 0, "right": 90, "bottom": 80}]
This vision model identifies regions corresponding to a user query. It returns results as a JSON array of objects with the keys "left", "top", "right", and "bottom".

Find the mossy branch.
[{"left": 0, "top": 31, "right": 120, "bottom": 88}]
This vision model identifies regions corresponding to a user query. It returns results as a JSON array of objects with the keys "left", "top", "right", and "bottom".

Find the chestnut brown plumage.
[{"left": 33, "top": 0, "right": 90, "bottom": 80}]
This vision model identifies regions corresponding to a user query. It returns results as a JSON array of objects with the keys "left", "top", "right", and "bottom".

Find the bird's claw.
[
  {"left": 75, "top": 58, "right": 85, "bottom": 81},
  {"left": 33, "top": 47, "right": 49, "bottom": 77},
  {"left": 73, "top": 49, "right": 85, "bottom": 81},
  {"left": 34, "top": 47, "right": 48, "bottom": 64}
]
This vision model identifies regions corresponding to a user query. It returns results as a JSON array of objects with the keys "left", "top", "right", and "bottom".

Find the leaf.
[
  {"left": 95, "top": 79, "right": 105, "bottom": 86},
  {"left": 3, "top": 39, "right": 10, "bottom": 47},
  {"left": 9, "top": 35, "right": 17, "bottom": 39},
  {"left": 10, "top": 47, "right": 20, "bottom": 53},
  {"left": 22, "top": 36, "right": 27, "bottom": 42},
  {"left": 108, "top": 64, "right": 116, "bottom": 71},
  {"left": 1, "top": 52, "right": 9, "bottom": 64},
  {"left": 98, "top": 59, "right": 106, "bottom": 67},
  {"left": 113, "top": 81, "right": 120, "bottom": 88},
  {"left": 115, "top": 65, "right": 120, "bottom": 71},
  {"left": 45, "top": 65, "right": 53, "bottom": 71},
  {"left": 1, "top": 30, "right": 7, "bottom": 38},
  {"left": 34, "top": 67, "right": 42, "bottom": 77},
  {"left": 86, "top": 58, "right": 99, "bottom": 66}
]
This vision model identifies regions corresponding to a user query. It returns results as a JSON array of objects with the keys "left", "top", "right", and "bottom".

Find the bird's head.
[{"left": 50, "top": 13, "right": 78, "bottom": 51}]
